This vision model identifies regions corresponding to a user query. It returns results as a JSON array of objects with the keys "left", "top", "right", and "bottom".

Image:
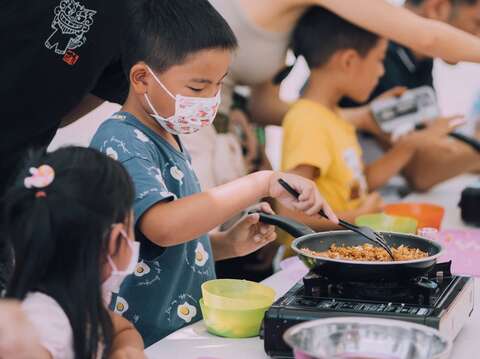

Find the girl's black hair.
[{"left": 4, "top": 147, "right": 135, "bottom": 359}]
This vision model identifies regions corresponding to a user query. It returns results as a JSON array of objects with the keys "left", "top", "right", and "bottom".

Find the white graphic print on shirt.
[{"left": 45, "top": 0, "right": 96, "bottom": 56}]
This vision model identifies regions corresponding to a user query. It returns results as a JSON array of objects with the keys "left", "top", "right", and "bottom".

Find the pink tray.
[{"left": 438, "top": 229, "right": 480, "bottom": 277}]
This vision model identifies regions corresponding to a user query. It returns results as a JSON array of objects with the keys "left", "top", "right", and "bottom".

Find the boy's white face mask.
[
  {"left": 144, "top": 66, "right": 221, "bottom": 135},
  {"left": 102, "top": 229, "right": 140, "bottom": 306}
]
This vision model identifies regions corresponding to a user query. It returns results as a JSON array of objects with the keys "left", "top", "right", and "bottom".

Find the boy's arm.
[
  {"left": 364, "top": 140, "right": 416, "bottom": 191},
  {"left": 109, "top": 312, "right": 145, "bottom": 359},
  {"left": 140, "top": 171, "right": 335, "bottom": 247}
]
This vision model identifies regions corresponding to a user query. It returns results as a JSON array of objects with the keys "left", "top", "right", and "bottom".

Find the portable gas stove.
[{"left": 262, "top": 262, "right": 474, "bottom": 358}]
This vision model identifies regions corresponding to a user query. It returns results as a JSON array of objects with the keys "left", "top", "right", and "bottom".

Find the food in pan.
[{"left": 301, "top": 243, "right": 428, "bottom": 262}]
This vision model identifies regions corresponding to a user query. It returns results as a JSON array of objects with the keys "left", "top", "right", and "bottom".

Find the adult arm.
[
  {"left": 249, "top": 80, "right": 290, "bottom": 126},
  {"left": 59, "top": 94, "right": 105, "bottom": 128},
  {"left": 309, "top": 0, "right": 480, "bottom": 63},
  {"left": 60, "top": 58, "right": 128, "bottom": 128}
]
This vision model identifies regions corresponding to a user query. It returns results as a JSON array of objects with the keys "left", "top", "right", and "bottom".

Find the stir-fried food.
[{"left": 302, "top": 243, "right": 428, "bottom": 262}]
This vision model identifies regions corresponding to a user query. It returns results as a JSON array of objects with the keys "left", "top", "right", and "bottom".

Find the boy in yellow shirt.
[{"left": 280, "top": 7, "right": 462, "bottom": 233}]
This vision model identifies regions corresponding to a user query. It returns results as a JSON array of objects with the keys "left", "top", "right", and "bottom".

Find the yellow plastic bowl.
[
  {"left": 200, "top": 298, "right": 270, "bottom": 338},
  {"left": 202, "top": 279, "right": 275, "bottom": 310},
  {"left": 355, "top": 213, "right": 418, "bottom": 234}
]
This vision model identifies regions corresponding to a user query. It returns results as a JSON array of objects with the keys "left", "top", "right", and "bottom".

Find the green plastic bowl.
[
  {"left": 355, "top": 213, "right": 418, "bottom": 234},
  {"left": 202, "top": 279, "right": 275, "bottom": 310},
  {"left": 200, "top": 298, "right": 270, "bottom": 338}
]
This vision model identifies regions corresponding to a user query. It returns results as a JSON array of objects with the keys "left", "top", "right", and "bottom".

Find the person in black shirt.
[
  {"left": 343, "top": 0, "right": 480, "bottom": 106},
  {"left": 0, "top": 0, "right": 130, "bottom": 292},
  {"left": 342, "top": 42, "right": 434, "bottom": 107},
  {"left": 341, "top": 0, "right": 480, "bottom": 191},
  {"left": 0, "top": 0, "right": 129, "bottom": 194}
]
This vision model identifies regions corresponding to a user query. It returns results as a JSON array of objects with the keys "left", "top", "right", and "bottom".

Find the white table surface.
[{"left": 146, "top": 175, "right": 480, "bottom": 359}]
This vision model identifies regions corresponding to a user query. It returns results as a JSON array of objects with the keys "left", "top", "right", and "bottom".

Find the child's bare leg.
[{"left": 403, "top": 138, "right": 480, "bottom": 191}]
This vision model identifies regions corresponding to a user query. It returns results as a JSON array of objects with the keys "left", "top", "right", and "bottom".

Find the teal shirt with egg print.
[{"left": 90, "top": 112, "right": 215, "bottom": 346}]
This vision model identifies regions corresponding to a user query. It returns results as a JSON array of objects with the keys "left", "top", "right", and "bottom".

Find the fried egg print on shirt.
[
  {"left": 165, "top": 294, "right": 199, "bottom": 324},
  {"left": 106, "top": 147, "right": 118, "bottom": 160},
  {"left": 185, "top": 241, "right": 212, "bottom": 276},
  {"left": 114, "top": 296, "right": 129, "bottom": 315},
  {"left": 134, "top": 129, "right": 150, "bottom": 143},
  {"left": 195, "top": 242, "right": 209, "bottom": 267},
  {"left": 170, "top": 166, "right": 184, "bottom": 185},
  {"left": 134, "top": 261, "right": 150, "bottom": 277},
  {"left": 177, "top": 302, "right": 197, "bottom": 323}
]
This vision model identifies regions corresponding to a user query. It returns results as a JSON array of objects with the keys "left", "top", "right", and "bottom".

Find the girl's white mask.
[{"left": 102, "top": 229, "right": 140, "bottom": 305}]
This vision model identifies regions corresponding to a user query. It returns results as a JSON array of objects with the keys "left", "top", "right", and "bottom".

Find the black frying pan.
[{"left": 257, "top": 213, "right": 444, "bottom": 282}]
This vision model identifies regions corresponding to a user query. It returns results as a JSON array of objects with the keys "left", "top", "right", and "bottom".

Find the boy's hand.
[
  {"left": 358, "top": 192, "right": 385, "bottom": 215},
  {"left": 424, "top": 116, "right": 466, "bottom": 137},
  {"left": 398, "top": 115, "right": 466, "bottom": 145},
  {"left": 360, "top": 86, "right": 408, "bottom": 135},
  {"left": 225, "top": 202, "right": 277, "bottom": 258},
  {"left": 109, "top": 347, "right": 146, "bottom": 359},
  {"left": 268, "top": 172, "right": 338, "bottom": 223},
  {"left": 374, "top": 86, "right": 408, "bottom": 101}
]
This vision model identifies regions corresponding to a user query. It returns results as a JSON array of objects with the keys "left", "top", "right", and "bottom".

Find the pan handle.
[{"left": 250, "top": 211, "right": 316, "bottom": 238}]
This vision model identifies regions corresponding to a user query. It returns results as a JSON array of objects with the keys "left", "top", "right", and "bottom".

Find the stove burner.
[
  {"left": 303, "top": 262, "right": 453, "bottom": 306},
  {"left": 262, "top": 261, "right": 474, "bottom": 359}
]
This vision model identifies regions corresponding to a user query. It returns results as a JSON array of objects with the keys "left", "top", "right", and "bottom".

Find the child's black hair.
[
  {"left": 123, "top": 0, "right": 238, "bottom": 75},
  {"left": 4, "top": 147, "right": 134, "bottom": 359},
  {"left": 292, "top": 6, "right": 380, "bottom": 69}
]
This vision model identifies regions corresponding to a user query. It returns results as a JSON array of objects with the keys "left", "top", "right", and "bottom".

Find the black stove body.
[{"left": 262, "top": 262, "right": 474, "bottom": 358}]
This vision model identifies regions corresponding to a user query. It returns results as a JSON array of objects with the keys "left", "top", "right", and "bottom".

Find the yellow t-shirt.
[{"left": 282, "top": 99, "right": 368, "bottom": 212}]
